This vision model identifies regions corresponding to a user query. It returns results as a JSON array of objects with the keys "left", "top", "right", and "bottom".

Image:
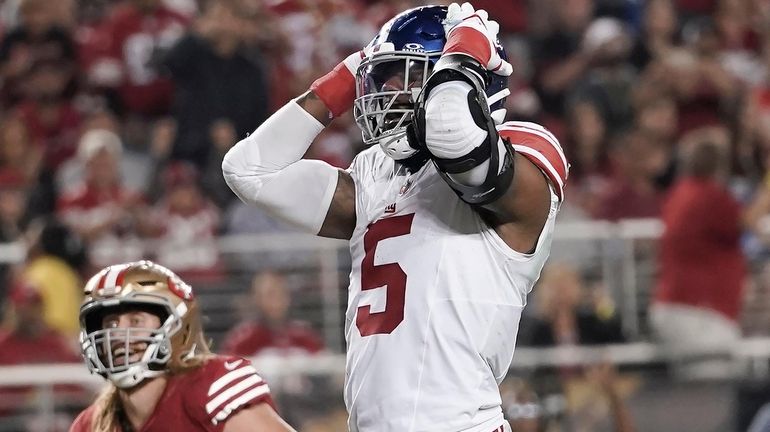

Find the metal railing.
[{"left": 0, "top": 218, "right": 705, "bottom": 349}]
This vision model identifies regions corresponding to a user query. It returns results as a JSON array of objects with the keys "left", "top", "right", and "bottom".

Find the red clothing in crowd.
[
  {"left": 676, "top": 0, "right": 717, "bottom": 14},
  {"left": 223, "top": 321, "right": 323, "bottom": 357},
  {"left": 57, "top": 183, "right": 143, "bottom": 227},
  {"left": 17, "top": 100, "right": 81, "bottom": 170},
  {"left": 57, "top": 183, "right": 146, "bottom": 268},
  {"left": 0, "top": 328, "right": 81, "bottom": 413},
  {"left": 151, "top": 199, "right": 223, "bottom": 281},
  {"left": 595, "top": 180, "right": 663, "bottom": 221},
  {"left": 91, "top": 3, "right": 188, "bottom": 115},
  {"left": 654, "top": 178, "right": 746, "bottom": 321},
  {"left": 676, "top": 85, "right": 724, "bottom": 137},
  {"left": 0, "top": 328, "right": 78, "bottom": 364}
]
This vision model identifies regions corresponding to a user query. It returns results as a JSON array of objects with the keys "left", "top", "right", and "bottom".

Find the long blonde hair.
[{"left": 89, "top": 332, "right": 212, "bottom": 432}]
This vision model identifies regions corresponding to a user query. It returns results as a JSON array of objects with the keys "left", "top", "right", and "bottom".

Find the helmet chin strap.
[
  {"left": 486, "top": 88, "right": 510, "bottom": 108},
  {"left": 109, "top": 364, "right": 165, "bottom": 389},
  {"left": 487, "top": 88, "right": 510, "bottom": 125}
]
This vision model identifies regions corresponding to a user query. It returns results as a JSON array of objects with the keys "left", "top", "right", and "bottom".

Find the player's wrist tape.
[{"left": 310, "top": 62, "right": 356, "bottom": 118}]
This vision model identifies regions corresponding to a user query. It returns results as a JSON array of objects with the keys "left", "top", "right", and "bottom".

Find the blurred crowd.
[{"left": 0, "top": 0, "right": 768, "bottom": 429}]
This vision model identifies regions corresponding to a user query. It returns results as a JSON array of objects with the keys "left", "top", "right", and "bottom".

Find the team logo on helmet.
[{"left": 403, "top": 42, "right": 425, "bottom": 53}]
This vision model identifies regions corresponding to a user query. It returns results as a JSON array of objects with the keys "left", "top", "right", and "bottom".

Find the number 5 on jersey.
[{"left": 357, "top": 213, "right": 414, "bottom": 336}]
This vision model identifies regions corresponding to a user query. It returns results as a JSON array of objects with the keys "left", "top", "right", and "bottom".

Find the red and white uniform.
[
  {"left": 57, "top": 184, "right": 145, "bottom": 268},
  {"left": 344, "top": 121, "right": 567, "bottom": 432},
  {"left": 70, "top": 356, "right": 273, "bottom": 431},
  {"left": 150, "top": 200, "right": 222, "bottom": 278},
  {"left": 88, "top": 4, "right": 188, "bottom": 115}
]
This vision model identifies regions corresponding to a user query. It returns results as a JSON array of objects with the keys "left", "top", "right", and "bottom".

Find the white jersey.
[{"left": 344, "top": 121, "right": 566, "bottom": 432}]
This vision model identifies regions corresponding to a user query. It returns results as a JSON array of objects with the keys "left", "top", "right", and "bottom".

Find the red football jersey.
[{"left": 70, "top": 355, "right": 274, "bottom": 431}]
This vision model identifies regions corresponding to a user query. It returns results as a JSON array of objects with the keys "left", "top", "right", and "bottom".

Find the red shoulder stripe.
[{"left": 499, "top": 122, "right": 569, "bottom": 200}]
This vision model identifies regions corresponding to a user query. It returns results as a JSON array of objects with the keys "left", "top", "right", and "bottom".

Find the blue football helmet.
[{"left": 353, "top": 5, "right": 509, "bottom": 161}]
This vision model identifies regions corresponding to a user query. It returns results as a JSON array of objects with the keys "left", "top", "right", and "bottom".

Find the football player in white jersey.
[{"left": 222, "top": 3, "right": 568, "bottom": 431}]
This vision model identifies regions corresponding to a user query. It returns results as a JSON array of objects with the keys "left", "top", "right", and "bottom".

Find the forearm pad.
[{"left": 414, "top": 54, "right": 515, "bottom": 205}]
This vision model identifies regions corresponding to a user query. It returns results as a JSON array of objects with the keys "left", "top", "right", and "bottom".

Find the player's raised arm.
[
  {"left": 221, "top": 50, "right": 369, "bottom": 240},
  {"left": 415, "top": 2, "right": 567, "bottom": 251}
]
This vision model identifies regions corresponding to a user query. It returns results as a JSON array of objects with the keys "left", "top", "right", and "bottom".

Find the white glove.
[
  {"left": 442, "top": 2, "right": 513, "bottom": 76},
  {"left": 341, "top": 42, "right": 395, "bottom": 75}
]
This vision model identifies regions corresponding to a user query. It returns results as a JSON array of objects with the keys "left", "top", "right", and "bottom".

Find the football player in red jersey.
[{"left": 69, "top": 260, "right": 296, "bottom": 432}]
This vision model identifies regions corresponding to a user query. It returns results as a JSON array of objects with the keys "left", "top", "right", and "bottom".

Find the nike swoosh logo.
[{"left": 224, "top": 359, "right": 243, "bottom": 370}]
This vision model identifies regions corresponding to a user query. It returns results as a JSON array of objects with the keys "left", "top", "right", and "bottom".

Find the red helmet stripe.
[
  {"left": 115, "top": 267, "right": 127, "bottom": 287},
  {"left": 102, "top": 264, "right": 130, "bottom": 289},
  {"left": 97, "top": 271, "right": 109, "bottom": 289}
]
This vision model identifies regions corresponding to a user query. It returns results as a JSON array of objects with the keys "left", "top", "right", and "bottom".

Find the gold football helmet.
[{"left": 79, "top": 260, "right": 207, "bottom": 388}]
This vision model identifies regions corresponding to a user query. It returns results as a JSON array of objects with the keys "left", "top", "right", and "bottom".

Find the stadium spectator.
[
  {"left": 534, "top": 0, "right": 596, "bottom": 122},
  {"left": 650, "top": 128, "right": 770, "bottom": 378},
  {"left": 0, "top": 170, "right": 27, "bottom": 244},
  {"left": 20, "top": 218, "right": 84, "bottom": 338},
  {"left": 522, "top": 262, "right": 625, "bottom": 347},
  {"left": 162, "top": 0, "right": 270, "bottom": 171},
  {"left": 0, "top": 280, "right": 79, "bottom": 364},
  {"left": 561, "top": 99, "right": 614, "bottom": 219},
  {"left": 71, "top": 260, "right": 297, "bottom": 432},
  {"left": 634, "top": 96, "right": 679, "bottom": 145},
  {"left": 569, "top": 17, "right": 636, "bottom": 132},
  {"left": 0, "top": 0, "right": 76, "bottom": 107},
  {"left": 595, "top": 129, "right": 666, "bottom": 220},
  {"left": 0, "top": 280, "right": 83, "bottom": 428},
  {"left": 629, "top": 0, "right": 680, "bottom": 71},
  {"left": 500, "top": 370, "right": 635, "bottom": 432},
  {"left": 223, "top": 270, "right": 323, "bottom": 357},
  {"left": 668, "top": 18, "right": 737, "bottom": 136},
  {"left": 15, "top": 57, "right": 81, "bottom": 173},
  {"left": 57, "top": 129, "right": 151, "bottom": 269},
  {"left": 147, "top": 161, "right": 224, "bottom": 281},
  {"left": 0, "top": 114, "right": 41, "bottom": 185},
  {"left": 85, "top": 0, "right": 189, "bottom": 116},
  {"left": 514, "top": 262, "right": 636, "bottom": 430},
  {"left": 57, "top": 111, "right": 160, "bottom": 196}
]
